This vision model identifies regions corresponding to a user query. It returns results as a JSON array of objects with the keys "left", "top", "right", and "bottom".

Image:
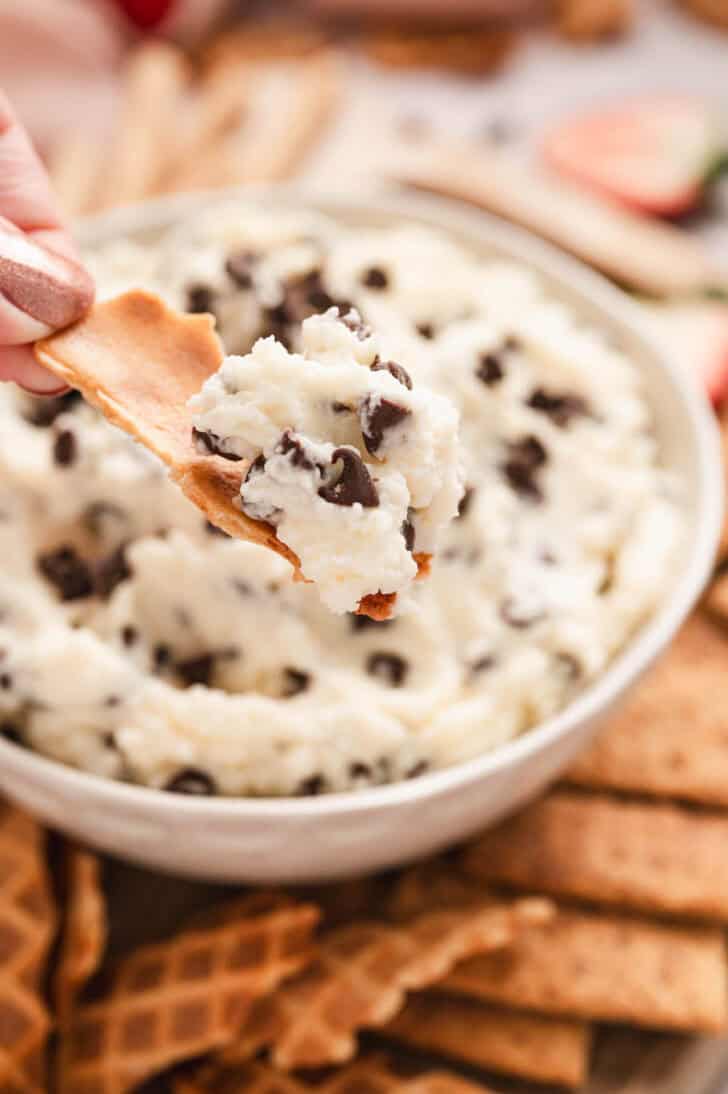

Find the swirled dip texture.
[
  {"left": 0, "top": 205, "right": 683, "bottom": 797},
  {"left": 189, "top": 308, "right": 463, "bottom": 613}
]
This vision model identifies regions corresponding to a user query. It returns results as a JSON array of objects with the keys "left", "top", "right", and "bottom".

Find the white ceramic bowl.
[{"left": 0, "top": 189, "right": 722, "bottom": 883}]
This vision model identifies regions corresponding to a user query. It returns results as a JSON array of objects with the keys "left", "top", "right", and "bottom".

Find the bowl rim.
[{"left": 5, "top": 184, "right": 723, "bottom": 818}]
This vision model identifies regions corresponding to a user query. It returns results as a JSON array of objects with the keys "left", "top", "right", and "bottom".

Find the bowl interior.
[{"left": 3, "top": 186, "right": 722, "bottom": 823}]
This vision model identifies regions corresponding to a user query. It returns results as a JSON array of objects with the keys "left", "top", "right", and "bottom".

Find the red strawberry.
[
  {"left": 642, "top": 300, "right": 728, "bottom": 405},
  {"left": 543, "top": 98, "right": 723, "bottom": 218}
]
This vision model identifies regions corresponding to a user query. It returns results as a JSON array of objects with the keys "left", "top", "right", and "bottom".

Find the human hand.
[{"left": 0, "top": 90, "right": 94, "bottom": 394}]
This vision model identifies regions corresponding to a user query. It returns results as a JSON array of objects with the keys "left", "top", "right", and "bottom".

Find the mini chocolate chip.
[
  {"left": 153, "top": 644, "right": 172, "bottom": 669},
  {"left": 361, "top": 266, "right": 389, "bottom": 290},
  {"left": 401, "top": 514, "right": 416, "bottom": 553},
  {"left": 186, "top": 284, "right": 215, "bottom": 314},
  {"left": 204, "top": 520, "right": 230, "bottom": 538},
  {"left": 104, "top": 695, "right": 121, "bottom": 708},
  {"left": 102, "top": 732, "right": 117, "bottom": 750},
  {"left": 504, "top": 335, "right": 521, "bottom": 352},
  {"left": 177, "top": 654, "right": 215, "bottom": 687},
  {"left": 416, "top": 322, "right": 435, "bottom": 340},
  {"left": 500, "top": 597, "right": 545, "bottom": 629},
  {"left": 23, "top": 389, "right": 81, "bottom": 427},
  {"left": 349, "top": 761, "right": 372, "bottom": 780},
  {"left": 331, "top": 401, "right": 352, "bottom": 414},
  {"left": 526, "top": 387, "right": 589, "bottom": 428},
  {"left": 476, "top": 352, "right": 504, "bottom": 386},
  {"left": 192, "top": 428, "right": 242, "bottom": 461},
  {"left": 298, "top": 774, "right": 326, "bottom": 796},
  {"left": 319, "top": 448, "right": 379, "bottom": 508},
  {"left": 360, "top": 395, "right": 411, "bottom": 456},
  {"left": 38, "top": 546, "right": 94, "bottom": 601},
  {"left": 366, "top": 652, "right": 408, "bottom": 687},
  {"left": 0, "top": 723, "right": 22, "bottom": 745},
  {"left": 406, "top": 760, "right": 429, "bottom": 778},
  {"left": 95, "top": 545, "right": 130, "bottom": 599},
  {"left": 224, "top": 251, "right": 256, "bottom": 289},
  {"left": 470, "top": 654, "right": 495, "bottom": 673},
  {"left": 165, "top": 768, "right": 217, "bottom": 796},
  {"left": 232, "top": 578, "right": 253, "bottom": 597},
  {"left": 371, "top": 359, "right": 413, "bottom": 390},
  {"left": 53, "top": 429, "right": 77, "bottom": 467},
  {"left": 457, "top": 486, "right": 475, "bottom": 519},
  {"left": 278, "top": 430, "right": 316, "bottom": 470},
  {"left": 0, "top": 674, "right": 11, "bottom": 690},
  {"left": 282, "top": 668, "right": 311, "bottom": 697},
  {"left": 349, "top": 614, "right": 394, "bottom": 632},
  {"left": 500, "top": 435, "right": 548, "bottom": 504},
  {"left": 121, "top": 625, "right": 138, "bottom": 647}
]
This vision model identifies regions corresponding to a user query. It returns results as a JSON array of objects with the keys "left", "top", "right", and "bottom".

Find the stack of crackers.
[{"left": 5, "top": 459, "right": 728, "bottom": 1090}]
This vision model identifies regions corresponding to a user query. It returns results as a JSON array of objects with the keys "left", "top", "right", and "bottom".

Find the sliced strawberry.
[
  {"left": 543, "top": 98, "right": 722, "bottom": 217},
  {"left": 642, "top": 300, "right": 728, "bottom": 405}
]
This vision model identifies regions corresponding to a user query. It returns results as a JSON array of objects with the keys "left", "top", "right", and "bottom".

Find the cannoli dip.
[{"left": 0, "top": 204, "right": 683, "bottom": 796}]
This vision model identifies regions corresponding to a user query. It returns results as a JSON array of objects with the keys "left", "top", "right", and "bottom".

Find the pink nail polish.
[{"left": 0, "top": 221, "right": 94, "bottom": 330}]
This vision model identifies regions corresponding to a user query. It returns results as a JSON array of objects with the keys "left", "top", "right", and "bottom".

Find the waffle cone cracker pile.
[
  {"left": 55, "top": 847, "right": 107, "bottom": 1024},
  {"left": 0, "top": 803, "right": 55, "bottom": 1094}
]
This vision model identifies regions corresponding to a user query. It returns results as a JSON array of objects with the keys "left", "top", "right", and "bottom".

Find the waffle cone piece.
[
  {"left": 223, "top": 870, "right": 551, "bottom": 1070},
  {"left": 176, "top": 1053, "right": 495, "bottom": 1094},
  {"left": 55, "top": 847, "right": 107, "bottom": 1024},
  {"left": 0, "top": 801, "right": 55, "bottom": 1094},
  {"left": 56, "top": 892, "right": 319, "bottom": 1094},
  {"left": 34, "top": 291, "right": 407, "bottom": 620}
]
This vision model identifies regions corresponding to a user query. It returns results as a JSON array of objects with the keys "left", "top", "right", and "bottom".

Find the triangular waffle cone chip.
[
  {"left": 0, "top": 801, "right": 55, "bottom": 1094},
  {"left": 35, "top": 291, "right": 402, "bottom": 619},
  {"left": 175, "top": 1054, "right": 495, "bottom": 1094},
  {"left": 56, "top": 892, "right": 319, "bottom": 1094},
  {"left": 55, "top": 847, "right": 107, "bottom": 1024},
  {"left": 222, "top": 887, "right": 552, "bottom": 1070},
  {"left": 34, "top": 292, "right": 298, "bottom": 568}
]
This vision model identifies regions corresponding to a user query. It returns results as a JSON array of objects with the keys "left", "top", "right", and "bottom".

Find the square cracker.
[
  {"left": 384, "top": 994, "right": 591, "bottom": 1088},
  {"left": 567, "top": 614, "right": 728, "bottom": 806},
  {"left": 463, "top": 788, "right": 728, "bottom": 921},
  {"left": 440, "top": 907, "right": 727, "bottom": 1033}
]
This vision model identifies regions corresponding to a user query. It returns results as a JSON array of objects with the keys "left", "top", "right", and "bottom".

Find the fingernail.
[{"left": 0, "top": 218, "right": 94, "bottom": 331}]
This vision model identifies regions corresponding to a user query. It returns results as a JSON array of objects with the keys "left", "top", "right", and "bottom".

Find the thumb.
[{"left": 0, "top": 215, "right": 94, "bottom": 345}]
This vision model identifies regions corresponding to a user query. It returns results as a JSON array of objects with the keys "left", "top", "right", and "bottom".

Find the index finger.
[{"left": 0, "top": 90, "right": 67, "bottom": 236}]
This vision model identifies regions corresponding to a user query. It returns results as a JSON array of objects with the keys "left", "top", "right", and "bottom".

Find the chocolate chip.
[
  {"left": 556, "top": 652, "right": 582, "bottom": 680},
  {"left": 500, "top": 597, "right": 545, "bottom": 629},
  {"left": 281, "top": 668, "right": 311, "bottom": 697},
  {"left": 298, "top": 774, "right": 326, "bottom": 796},
  {"left": 366, "top": 652, "right": 408, "bottom": 687},
  {"left": 52, "top": 429, "right": 77, "bottom": 467},
  {"left": 38, "top": 546, "right": 94, "bottom": 601},
  {"left": 401, "top": 514, "right": 416, "bottom": 553},
  {"left": 23, "top": 389, "right": 81, "bottom": 427},
  {"left": 406, "top": 760, "right": 429, "bottom": 779},
  {"left": 371, "top": 359, "right": 413, "bottom": 390},
  {"left": 526, "top": 387, "right": 589, "bottom": 428},
  {"left": 331, "top": 401, "right": 352, "bottom": 414},
  {"left": 104, "top": 695, "right": 121, "bottom": 708},
  {"left": 349, "top": 761, "right": 372, "bottom": 780},
  {"left": 95, "top": 545, "right": 130, "bottom": 599},
  {"left": 504, "top": 335, "right": 521, "bottom": 352},
  {"left": 0, "top": 674, "right": 11, "bottom": 690},
  {"left": 153, "top": 644, "right": 172, "bottom": 669},
  {"left": 192, "top": 427, "right": 242, "bottom": 461},
  {"left": 204, "top": 520, "right": 230, "bottom": 538},
  {"left": 121, "top": 625, "right": 138, "bottom": 647},
  {"left": 361, "top": 266, "right": 389, "bottom": 290},
  {"left": 224, "top": 250, "right": 256, "bottom": 289},
  {"left": 416, "top": 322, "right": 435, "bottom": 340},
  {"left": 186, "top": 284, "right": 215, "bottom": 314},
  {"left": 500, "top": 435, "right": 548, "bottom": 504},
  {"left": 476, "top": 352, "right": 504, "bottom": 386},
  {"left": 277, "top": 430, "right": 316, "bottom": 471},
  {"left": 470, "top": 654, "right": 495, "bottom": 673},
  {"left": 360, "top": 395, "right": 411, "bottom": 456},
  {"left": 319, "top": 447, "right": 379, "bottom": 508},
  {"left": 165, "top": 768, "right": 217, "bottom": 796},
  {"left": 457, "top": 486, "right": 475, "bottom": 519},
  {"left": 0, "top": 723, "right": 22, "bottom": 745},
  {"left": 177, "top": 654, "right": 215, "bottom": 687},
  {"left": 349, "top": 614, "right": 394, "bottom": 633}
]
